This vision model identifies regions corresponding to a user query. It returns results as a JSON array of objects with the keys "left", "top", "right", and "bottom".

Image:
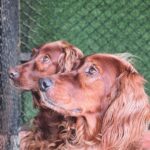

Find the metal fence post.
[{"left": 0, "top": 0, "right": 21, "bottom": 149}]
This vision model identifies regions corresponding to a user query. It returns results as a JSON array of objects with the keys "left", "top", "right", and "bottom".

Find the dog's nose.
[
  {"left": 39, "top": 78, "right": 53, "bottom": 92},
  {"left": 8, "top": 68, "right": 19, "bottom": 79}
]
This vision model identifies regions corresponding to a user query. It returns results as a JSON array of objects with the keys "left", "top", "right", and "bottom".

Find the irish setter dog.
[
  {"left": 8, "top": 40, "right": 83, "bottom": 149},
  {"left": 39, "top": 54, "right": 150, "bottom": 150}
]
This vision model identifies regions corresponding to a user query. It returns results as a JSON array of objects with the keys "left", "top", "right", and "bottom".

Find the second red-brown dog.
[{"left": 9, "top": 40, "right": 83, "bottom": 150}]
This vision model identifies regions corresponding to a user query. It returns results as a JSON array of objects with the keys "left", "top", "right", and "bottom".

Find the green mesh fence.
[{"left": 20, "top": 0, "right": 150, "bottom": 122}]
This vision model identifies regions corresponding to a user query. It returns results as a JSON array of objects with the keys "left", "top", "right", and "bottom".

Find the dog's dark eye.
[
  {"left": 42, "top": 55, "right": 50, "bottom": 63},
  {"left": 85, "top": 65, "right": 98, "bottom": 75}
]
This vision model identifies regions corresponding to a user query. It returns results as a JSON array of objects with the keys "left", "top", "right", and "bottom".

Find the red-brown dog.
[
  {"left": 8, "top": 40, "right": 83, "bottom": 149},
  {"left": 39, "top": 53, "right": 150, "bottom": 150}
]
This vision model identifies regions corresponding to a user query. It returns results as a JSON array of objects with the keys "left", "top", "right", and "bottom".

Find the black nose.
[
  {"left": 8, "top": 68, "right": 19, "bottom": 79},
  {"left": 39, "top": 78, "right": 53, "bottom": 92}
]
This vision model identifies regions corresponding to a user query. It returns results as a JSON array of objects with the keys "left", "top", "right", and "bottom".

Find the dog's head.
[
  {"left": 39, "top": 53, "right": 149, "bottom": 117},
  {"left": 8, "top": 40, "right": 83, "bottom": 91},
  {"left": 38, "top": 54, "right": 128, "bottom": 114}
]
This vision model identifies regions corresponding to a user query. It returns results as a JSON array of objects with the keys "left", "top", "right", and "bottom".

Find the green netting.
[{"left": 20, "top": 0, "right": 150, "bottom": 122}]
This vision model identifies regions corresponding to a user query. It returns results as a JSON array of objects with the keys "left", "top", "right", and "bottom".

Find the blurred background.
[{"left": 0, "top": 0, "right": 149, "bottom": 149}]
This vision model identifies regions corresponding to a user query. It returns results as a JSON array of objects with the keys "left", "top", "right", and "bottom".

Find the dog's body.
[{"left": 39, "top": 54, "right": 150, "bottom": 150}]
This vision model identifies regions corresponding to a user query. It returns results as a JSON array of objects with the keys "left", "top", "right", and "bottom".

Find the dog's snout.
[
  {"left": 39, "top": 78, "right": 53, "bottom": 92},
  {"left": 8, "top": 68, "right": 19, "bottom": 79}
]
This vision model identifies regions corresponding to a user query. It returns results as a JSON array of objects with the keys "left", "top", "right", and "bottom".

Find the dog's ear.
[
  {"left": 57, "top": 40, "right": 84, "bottom": 72},
  {"left": 101, "top": 60, "right": 149, "bottom": 149}
]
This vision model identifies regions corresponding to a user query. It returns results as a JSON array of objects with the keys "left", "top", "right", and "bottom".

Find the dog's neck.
[{"left": 75, "top": 113, "right": 102, "bottom": 144}]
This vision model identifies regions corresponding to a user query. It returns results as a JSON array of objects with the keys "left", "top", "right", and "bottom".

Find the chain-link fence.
[{"left": 20, "top": 0, "right": 150, "bottom": 122}]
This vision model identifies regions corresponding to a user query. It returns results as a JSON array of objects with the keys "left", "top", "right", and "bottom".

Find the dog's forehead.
[
  {"left": 85, "top": 54, "right": 124, "bottom": 65},
  {"left": 36, "top": 43, "right": 62, "bottom": 59},
  {"left": 77, "top": 55, "right": 103, "bottom": 70},
  {"left": 83, "top": 54, "right": 124, "bottom": 73},
  {"left": 84, "top": 54, "right": 108, "bottom": 65}
]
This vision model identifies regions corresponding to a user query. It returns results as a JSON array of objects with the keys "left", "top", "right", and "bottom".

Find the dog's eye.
[
  {"left": 85, "top": 65, "right": 98, "bottom": 75},
  {"left": 42, "top": 55, "right": 50, "bottom": 63}
]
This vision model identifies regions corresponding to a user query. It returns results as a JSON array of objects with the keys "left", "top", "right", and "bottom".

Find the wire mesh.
[{"left": 20, "top": 0, "right": 150, "bottom": 122}]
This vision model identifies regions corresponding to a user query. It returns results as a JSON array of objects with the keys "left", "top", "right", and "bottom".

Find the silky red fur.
[
  {"left": 39, "top": 54, "right": 150, "bottom": 150},
  {"left": 9, "top": 40, "right": 83, "bottom": 150}
]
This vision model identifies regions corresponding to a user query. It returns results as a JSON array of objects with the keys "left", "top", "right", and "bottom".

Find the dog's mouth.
[
  {"left": 9, "top": 79, "right": 23, "bottom": 89},
  {"left": 9, "top": 78, "right": 35, "bottom": 91},
  {"left": 10, "top": 81, "right": 31, "bottom": 91},
  {"left": 39, "top": 91, "right": 82, "bottom": 115}
]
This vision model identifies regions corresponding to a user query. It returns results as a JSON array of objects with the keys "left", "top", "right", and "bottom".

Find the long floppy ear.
[
  {"left": 101, "top": 65, "right": 149, "bottom": 149},
  {"left": 57, "top": 40, "right": 84, "bottom": 72}
]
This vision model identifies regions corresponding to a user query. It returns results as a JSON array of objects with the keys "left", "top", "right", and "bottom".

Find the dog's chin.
[{"left": 39, "top": 91, "right": 83, "bottom": 116}]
